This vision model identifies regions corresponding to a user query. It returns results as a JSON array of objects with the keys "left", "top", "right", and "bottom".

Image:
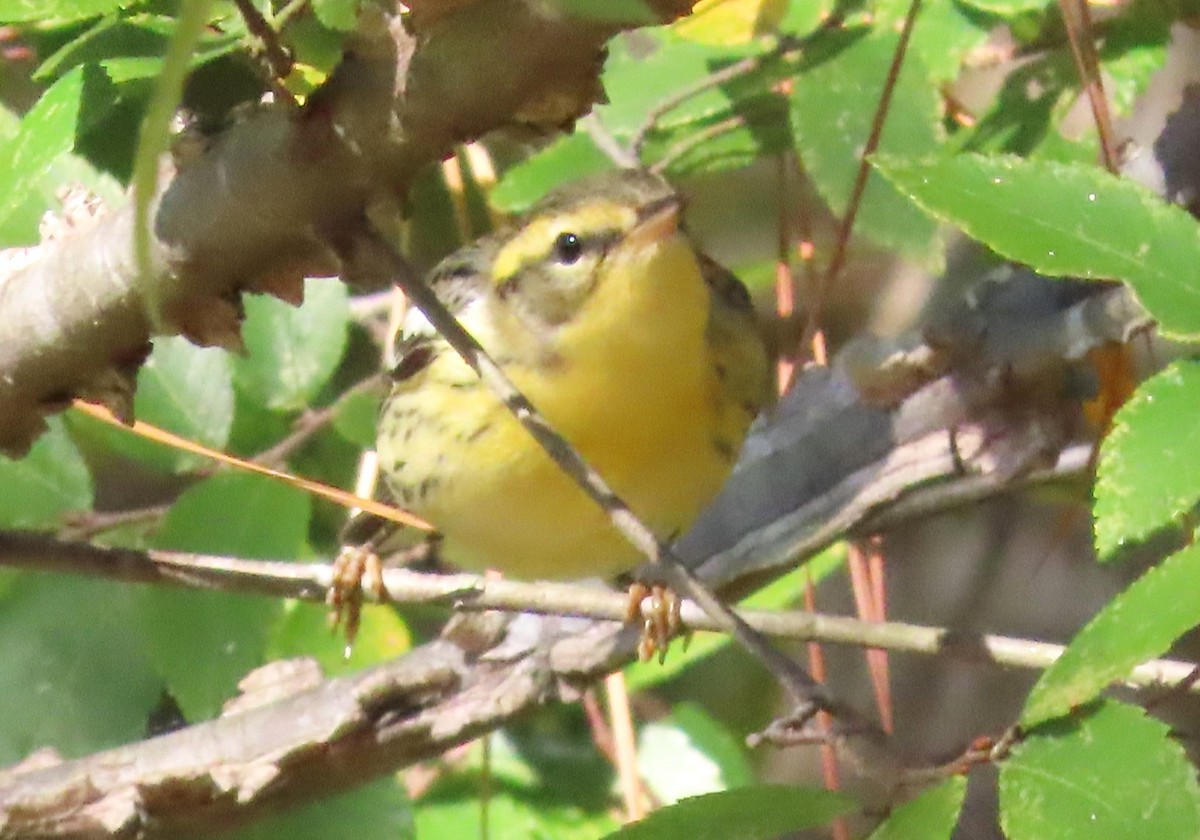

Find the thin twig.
[
  {"left": 71, "top": 400, "right": 431, "bottom": 530},
  {"left": 631, "top": 53, "right": 769, "bottom": 160},
  {"left": 232, "top": 0, "right": 296, "bottom": 102},
  {"left": 251, "top": 374, "right": 384, "bottom": 468},
  {"left": 628, "top": 14, "right": 848, "bottom": 162},
  {"left": 801, "top": 0, "right": 922, "bottom": 357},
  {"left": 648, "top": 114, "right": 746, "bottom": 175},
  {"left": 58, "top": 504, "right": 170, "bottom": 542},
  {"left": 1, "top": 533, "right": 1195, "bottom": 693},
  {"left": 1057, "top": 0, "right": 1119, "bottom": 173},
  {"left": 579, "top": 114, "right": 638, "bottom": 169}
]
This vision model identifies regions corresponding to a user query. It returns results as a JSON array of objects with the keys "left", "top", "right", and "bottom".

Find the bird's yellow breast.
[{"left": 376, "top": 233, "right": 760, "bottom": 581}]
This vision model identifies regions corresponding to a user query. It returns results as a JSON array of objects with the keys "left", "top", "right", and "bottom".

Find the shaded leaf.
[
  {"left": 638, "top": 703, "right": 754, "bottom": 804},
  {"left": 0, "top": 575, "right": 161, "bottom": 764},
  {"left": 1100, "top": 8, "right": 1171, "bottom": 117},
  {"left": 0, "top": 418, "right": 92, "bottom": 529},
  {"left": 139, "top": 473, "right": 310, "bottom": 719},
  {"left": 311, "top": 0, "right": 360, "bottom": 31},
  {"left": 868, "top": 777, "right": 966, "bottom": 840},
  {"left": 791, "top": 29, "right": 943, "bottom": 266},
  {"left": 230, "top": 777, "right": 413, "bottom": 840},
  {"left": 0, "top": 0, "right": 133, "bottom": 23},
  {"left": 875, "top": 0, "right": 993, "bottom": 83},
  {"left": 958, "top": 0, "right": 1049, "bottom": 14},
  {"left": 79, "top": 335, "right": 235, "bottom": 473},
  {"left": 332, "top": 388, "right": 383, "bottom": 450},
  {"left": 234, "top": 277, "right": 350, "bottom": 412},
  {"left": 1022, "top": 542, "right": 1200, "bottom": 727},
  {"left": 600, "top": 29, "right": 767, "bottom": 140},
  {"left": 36, "top": 14, "right": 242, "bottom": 83},
  {"left": 1094, "top": 361, "right": 1200, "bottom": 558},
  {"left": 416, "top": 771, "right": 620, "bottom": 839},
  {"left": 1002, "top": 700, "right": 1200, "bottom": 839},
  {"left": 267, "top": 600, "right": 410, "bottom": 677},
  {"left": 873, "top": 154, "right": 1200, "bottom": 337},
  {"left": 601, "top": 785, "right": 854, "bottom": 839}
]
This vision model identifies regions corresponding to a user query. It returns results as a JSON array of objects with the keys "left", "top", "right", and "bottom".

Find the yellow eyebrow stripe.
[{"left": 491, "top": 201, "right": 637, "bottom": 285}]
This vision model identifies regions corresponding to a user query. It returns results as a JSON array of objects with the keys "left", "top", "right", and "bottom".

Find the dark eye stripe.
[{"left": 496, "top": 227, "right": 623, "bottom": 295}]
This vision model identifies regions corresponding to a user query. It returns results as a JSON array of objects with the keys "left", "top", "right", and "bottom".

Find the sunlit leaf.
[
  {"left": 1022, "top": 543, "right": 1200, "bottom": 727},
  {"left": 874, "top": 154, "right": 1200, "bottom": 337},
  {"left": 1093, "top": 361, "right": 1200, "bottom": 558},
  {"left": 1002, "top": 701, "right": 1200, "bottom": 838}
]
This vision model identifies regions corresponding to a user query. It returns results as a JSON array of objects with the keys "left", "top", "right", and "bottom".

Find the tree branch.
[
  {"left": 0, "top": 531, "right": 1194, "bottom": 694},
  {"left": 0, "top": 0, "right": 694, "bottom": 455}
]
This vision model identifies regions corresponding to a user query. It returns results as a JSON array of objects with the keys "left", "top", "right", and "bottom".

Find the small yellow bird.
[{"left": 375, "top": 169, "right": 771, "bottom": 583}]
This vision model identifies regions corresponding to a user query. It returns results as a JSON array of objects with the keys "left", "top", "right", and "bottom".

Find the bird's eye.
[{"left": 552, "top": 232, "right": 583, "bottom": 265}]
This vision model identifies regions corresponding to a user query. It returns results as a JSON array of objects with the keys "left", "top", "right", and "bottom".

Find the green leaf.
[
  {"left": 36, "top": 14, "right": 243, "bottom": 84},
  {"left": 1002, "top": 700, "right": 1200, "bottom": 839},
  {"left": 0, "top": 65, "right": 95, "bottom": 230},
  {"left": 0, "top": 418, "right": 92, "bottom": 529},
  {"left": 487, "top": 715, "right": 615, "bottom": 804},
  {"left": 638, "top": 703, "right": 754, "bottom": 805},
  {"left": 1093, "top": 361, "right": 1200, "bottom": 558},
  {"left": 492, "top": 134, "right": 615, "bottom": 214},
  {"left": 957, "top": 0, "right": 1049, "bottom": 14},
  {"left": 234, "top": 278, "right": 350, "bottom": 412},
  {"left": 0, "top": 101, "right": 119, "bottom": 247},
  {"left": 416, "top": 772, "right": 620, "bottom": 839},
  {"left": 0, "top": 575, "right": 161, "bottom": 764},
  {"left": 873, "top": 0, "right": 993, "bottom": 83},
  {"left": 77, "top": 335, "right": 235, "bottom": 473},
  {"left": 791, "top": 29, "right": 943, "bottom": 267},
  {"left": 599, "top": 29, "right": 791, "bottom": 176},
  {"left": 311, "top": 0, "right": 360, "bottom": 31},
  {"left": 601, "top": 785, "right": 854, "bottom": 840},
  {"left": 229, "top": 777, "right": 413, "bottom": 840},
  {"left": 868, "top": 777, "right": 967, "bottom": 840},
  {"left": 954, "top": 52, "right": 1077, "bottom": 158},
  {"left": 648, "top": 95, "right": 791, "bottom": 177},
  {"left": 332, "top": 388, "right": 383, "bottom": 449},
  {"left": 599, "top": 29, "right": 767, "bottom": 140},
  {"left": 0, "top": 0, "right": 134, "bottom": 23},
  {"left": 671, "top": 0, "right": 789, "bottom": 45},
  {"left": 873, "top": 154, "right": 1200, "bottom": 337},
  {"left": 1022, "top": 542, "right": 1200, "bottom": 727},
  {"left": 139, "top": 473, "right": 311, "bottom": 720}
]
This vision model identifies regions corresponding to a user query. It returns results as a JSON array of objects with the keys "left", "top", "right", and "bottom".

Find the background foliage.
[{"left": 1, "top": 0, "right": 1199, "bottom": 837}]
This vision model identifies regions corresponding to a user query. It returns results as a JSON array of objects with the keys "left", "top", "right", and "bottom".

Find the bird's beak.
[{"left": 628, "top": 194, "right": 682, "bottom": 246}]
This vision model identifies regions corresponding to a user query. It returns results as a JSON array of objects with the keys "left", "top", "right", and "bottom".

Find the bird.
[{"left": 344, "top": 169, "right": 770, "bottom": 638}]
